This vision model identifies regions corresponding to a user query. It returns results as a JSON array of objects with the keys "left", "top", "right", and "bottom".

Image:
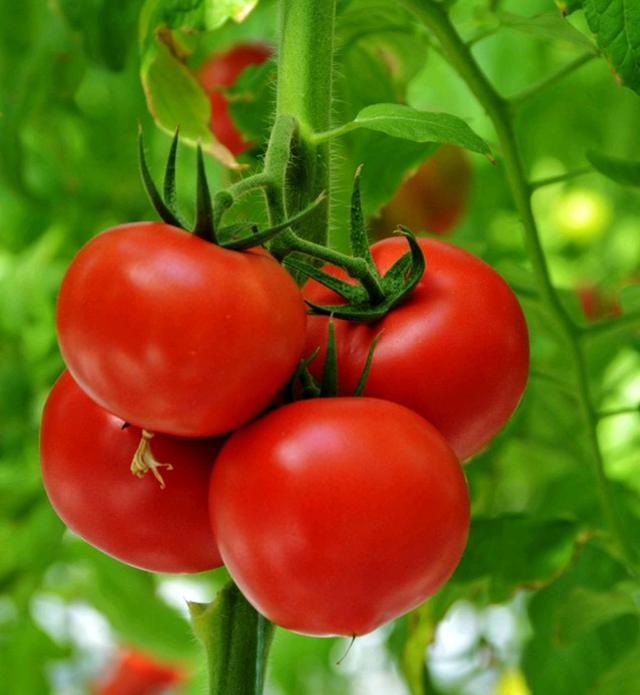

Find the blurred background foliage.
[{"left": 1, "top": 0, "right": 639, "bottom": 693}]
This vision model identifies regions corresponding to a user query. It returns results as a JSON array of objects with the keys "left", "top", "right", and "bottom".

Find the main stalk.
[{"left": 275, "top": 0, "right": 336, "bottom": 247}]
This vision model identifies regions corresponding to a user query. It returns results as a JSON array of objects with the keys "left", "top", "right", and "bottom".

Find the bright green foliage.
[{"left": 349, "top": 104, "right": 491, "bottom": 155}]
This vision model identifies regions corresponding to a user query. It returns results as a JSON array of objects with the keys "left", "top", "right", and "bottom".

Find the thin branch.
[
  {"left": 509, "top": 53, "right": 596, "bottom": 111},
  {"left": 530, "top": 167, "right": 594, "bottom": 192},
  {"left": 598, "top": 405, "right": 640, "bottom": 420}
]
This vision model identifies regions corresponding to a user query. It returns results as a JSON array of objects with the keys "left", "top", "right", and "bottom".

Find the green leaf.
[
  {"left": 592, "top": 646, "right": 640, "bottom": 695},
  {"left": 59, "top": 0, "right": 144, "bottom": 71},
  {"left": 554, "top": 584, "right": 639, "bottom": 643},
  {"left": 499, "top": 11, "right": 595, "bottom": 49},
  {"left": 451, "top": 515, "right": 581, "bottom": 602},
  {"left": 352, "top": 104, "right": 492, "bottom": 157},
  {"left": 346, "top": 136, "right": 440, "bottom": 225},
  {"left": 140, "top": 0, "right": 260, "bottom": 39},
  {"left": 583, "top": 0, "right": 640, "bottom": 94},
  {"left": 189, "top": 581, "right": 275, "bottom": 695},
  {"left": 523, "top": 542, "right": 640, "bottom": 695},
  {"left": 140, "top": 32, "right": 239, "bottom": 168},
  {"left": 587, "top": 150, "right": 640, "bottom": 187}
]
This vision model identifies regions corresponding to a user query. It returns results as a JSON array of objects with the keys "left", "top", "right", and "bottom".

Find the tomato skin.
[
  {"left": 372, "top": 145, "right": 471, "bottom": 238},
  {"left": 92, "top": 648, "right": 185, "bottom": 695},
  {"left": 210, "top": 397, "right": 469, "bottom": 637},
  {"left": 303, "top": 238, "right": 529, "bottom": 461},
  {"left": 198, "top": 44, "right": 271, "bottom": 155},
  {"left": 56, "top": 222, "right": 306, "bottom": 437},
  {"left": 41, "top": 371, "right": 224, "bottom": 573}
]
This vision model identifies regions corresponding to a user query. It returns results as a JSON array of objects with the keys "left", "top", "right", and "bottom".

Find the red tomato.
[
  {"left": 371, "top": 145, "right": 471, "bottom": 238},
  {"left": 56, "top": 222, "right": 306, "bottom": 437},
  {"left": 93, "top": 648, "right": 185, "bottom": 695},
  {"left": 303, "top": 238, "right": 529, "bottom": 461},
  {"left": 577, "top": 282, "right": 621, "bottom": 322},
  {"left": 210, "top": 397, "right": 469, "bottom": 637},
  {"left": 198, "top": 43, "right": 271, "bottom": 155},
  {"left": 41, "top": 370, "right": 224, "bottom": 573}
]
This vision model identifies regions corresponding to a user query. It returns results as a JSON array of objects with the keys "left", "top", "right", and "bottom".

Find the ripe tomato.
[
  {"left": 56, "top": 222, "right": 306, "bottom": 437},
  {"left": 210, "top": 397, "right": 469, "bottom": 637},
  {"left": 198, "top": 43, "right": 271, "bottom": 155},
  {"left": 303, "top": 238, "right": 529, "bottom": 461},
  {"left": 371, "top": 145, "right": 471, "bottom": 238},
  {"left": 92, "top": 648, "right": 185, "bottom": 695},
  {"left": 41, "top": 370, "right": 224, "bottom": 573}
]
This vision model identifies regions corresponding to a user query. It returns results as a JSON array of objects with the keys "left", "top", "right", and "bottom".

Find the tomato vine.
[{"left": 398, "top": 0, "right": 637, "bottom": 570}]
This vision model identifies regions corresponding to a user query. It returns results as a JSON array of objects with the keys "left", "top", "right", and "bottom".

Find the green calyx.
[
  {"left": 138, "top": 128, "right": 322, "bottom": 250},
  {"left": 285, "top": 168, "right": 426, "bottom": 322},
  {"left": 285, "top": 317, "right": 382, "bottom": 401}
]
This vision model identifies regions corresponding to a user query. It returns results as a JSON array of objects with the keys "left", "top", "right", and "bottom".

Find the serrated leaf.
[
  {"left": 583, "top": 0, "right": 640, "bottom": 94},
  {"left": 451, "top": 515, "right": 581, "bottom": 602},
  {"left": 352, "top": 104, "right": 492, "bottom": 156},
  {"left": 499, "top": 11, "right": 595, "bottom": 49},
  {"left": 587, "top": 150, "right": 640, "bottom": 187}
]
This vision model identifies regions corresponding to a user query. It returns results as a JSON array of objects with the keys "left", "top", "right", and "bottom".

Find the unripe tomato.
[
  {"left": 371, "top": 145, "right": 471, "bottom": 238},
  {"left": 56, "top": 222, "right": 306, "bottom": 437},
  {"left": 210, "top": 397, "right": 470, "bottom": 637},
  {"left": 41, "top": 371, "right": 224, "bottom": 573},
  {"left": 303, "top": 238, "right": 529, "bottom": 461},
  {"left": 198, "top": 43, "right": 271, "bottom": 155}
]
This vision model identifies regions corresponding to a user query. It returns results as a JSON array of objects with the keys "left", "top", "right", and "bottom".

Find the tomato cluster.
[
  {"left": 40, "top": 54, "right": 528, "bottom": 637},
  {"left": 41, "top": 216, "right": 527, "bottom": 636}
]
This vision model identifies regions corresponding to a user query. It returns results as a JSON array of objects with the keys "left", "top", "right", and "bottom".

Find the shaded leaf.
[
  {"left": 587, "top": 149, "right": 640, "bottom": 187},
  {"left": 499, "top": 11, "right": 595, "bottom": 49},
  {"left": 451, "top": 515, "right": 582, "bottom": 602},
  {"left": 523, "top": 542, "right": 640, "bottom": 695}
]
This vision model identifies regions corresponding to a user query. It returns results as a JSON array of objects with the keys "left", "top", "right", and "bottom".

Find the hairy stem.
[{"left": 275, "top": 0, "right": 336, "bottom": 246}]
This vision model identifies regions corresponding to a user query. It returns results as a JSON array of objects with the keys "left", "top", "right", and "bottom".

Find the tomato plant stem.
[
  {"left": 275, "top": 0, "right": 336, "bottom": 246},
  {"left": 401, "top": 0, "right": 637, "bottom": 570},
  {"left": 529, "top": 167, "right": 594, "bottom": 191}
]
